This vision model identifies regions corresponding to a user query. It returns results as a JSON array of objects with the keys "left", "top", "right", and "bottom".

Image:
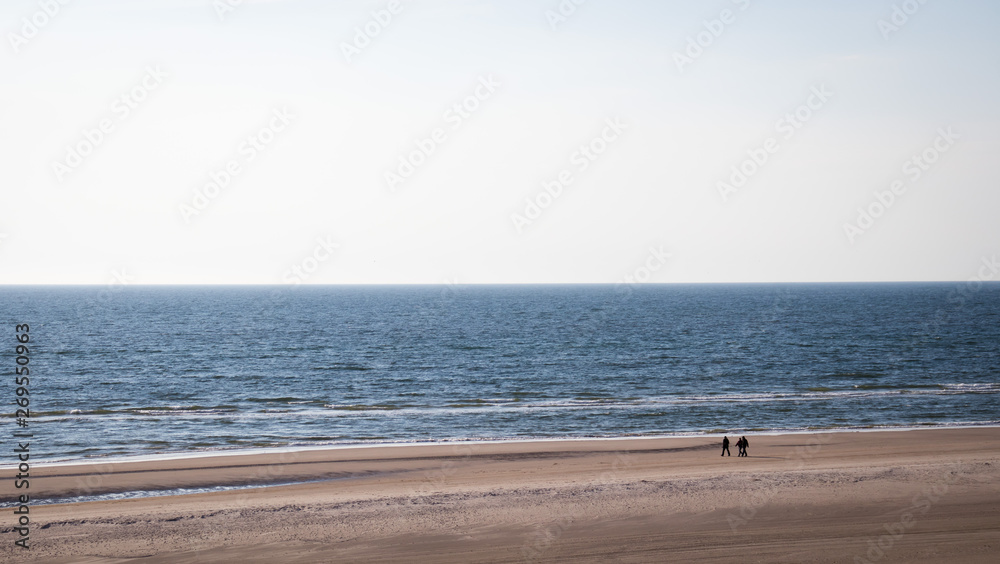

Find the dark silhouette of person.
[
  {"left": 721, "top": 436, "right": 731, "bottom": 456},
  {"left": 740, "top": 436, "right": 749, "bottom": 457}
]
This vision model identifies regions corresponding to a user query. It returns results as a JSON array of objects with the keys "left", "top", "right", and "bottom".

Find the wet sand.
[{"left": 2, "top": 427, "right": 998, "bottom": 562}]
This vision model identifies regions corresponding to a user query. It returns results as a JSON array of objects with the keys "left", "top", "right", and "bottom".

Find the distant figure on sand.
[
  {"left": 721, "top": 436, "right": 731, "bottom": 456},
  {"left": 739, "top": 436, "right": 749, "bottom": 457}
]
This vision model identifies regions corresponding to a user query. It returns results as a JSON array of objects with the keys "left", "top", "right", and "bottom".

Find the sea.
[{"left": 2, "top": 283, "right": 999, "bottom": 465}]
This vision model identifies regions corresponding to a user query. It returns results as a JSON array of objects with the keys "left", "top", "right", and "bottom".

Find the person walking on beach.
[
  {"left": 739, "top": 436, "right": 749, "bottom": 457},
  {"left": 721, "top": 436, "right": 731, "bottom": 456},
  {"left": 734, "top": 436, "right": 744, "bottom": 457}
]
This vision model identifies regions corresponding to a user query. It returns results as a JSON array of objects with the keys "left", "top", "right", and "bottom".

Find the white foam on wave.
[{"left": 33, "top": 384, "right": 1000, "bottom": 424}]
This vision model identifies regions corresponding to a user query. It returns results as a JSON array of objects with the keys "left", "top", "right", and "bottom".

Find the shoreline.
[
  {"left": 9, "top": 420, "right": 1000, "bottom": 470},
  {"left": 4, "top": 426, "right": 998, "bottom": 502},
  {"left": 2, "top": 427, "right": 998, "bottom": 562}
]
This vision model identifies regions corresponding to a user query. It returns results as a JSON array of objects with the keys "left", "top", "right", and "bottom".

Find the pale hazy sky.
[{"left": 1, "top": 0, "right": 998, "bottom": 284}]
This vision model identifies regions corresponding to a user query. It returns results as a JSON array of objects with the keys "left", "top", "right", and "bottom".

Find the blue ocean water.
[{"left": 2, "top": 284, "right": 998, "bottom": 463}]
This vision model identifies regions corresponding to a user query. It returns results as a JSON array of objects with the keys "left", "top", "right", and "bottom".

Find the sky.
[{"left": 1, "top": 0, "right": 998, "bottom": 284}]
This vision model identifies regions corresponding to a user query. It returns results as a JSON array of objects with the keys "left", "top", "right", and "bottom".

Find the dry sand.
[{"left": 2, "top": 427, "right": 998, "bottom": 562}]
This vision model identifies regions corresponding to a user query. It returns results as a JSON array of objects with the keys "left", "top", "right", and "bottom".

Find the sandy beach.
[{"left": 2, "top": 427, "right": 998, "bottom": 563}]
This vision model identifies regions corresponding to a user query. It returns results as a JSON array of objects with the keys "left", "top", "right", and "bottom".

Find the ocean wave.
[
  {"left": 306, "top": 385, "right": 1000, "bottom": 416},
  {"left": 244, "top": 397, "right": 313, "bottom": 403},
  {"left": 326, "top": 403, "right": 410, "bottom": 411},
  {"left": 128, "top": 405, "right": 240, "bottom": 415},
  {"left": 13, "top": 405, "right": 241, "bottom": 418},
  {"left": 312, "top": 363, "right": 373, "bottom": 371},
  {"left": 940, "top": 383, "right": 1000, "bottom": 392},
  {"left": 20, "top": 384, "right": 998, "bottom": 422}
]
